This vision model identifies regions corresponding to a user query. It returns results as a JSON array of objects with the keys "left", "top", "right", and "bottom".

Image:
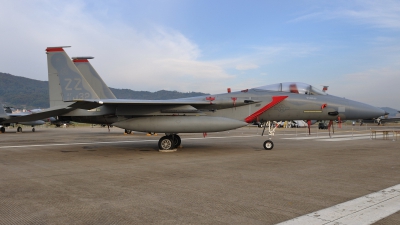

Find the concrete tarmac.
[{"left": 0, "top": 125, "right": 399, "bottom": 224}]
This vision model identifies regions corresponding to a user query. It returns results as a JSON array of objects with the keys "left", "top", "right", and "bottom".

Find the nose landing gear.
[{"left": 260, "top": 121, "right": 280, "bottom": 150}]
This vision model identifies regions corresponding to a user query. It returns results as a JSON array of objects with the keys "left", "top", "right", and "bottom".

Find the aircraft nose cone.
[
  {"left": 374, "top": 108, "right": 386, "bottom": 118},
  {"left": 347, "top": 101, "right": 386, "bottom": 119}
]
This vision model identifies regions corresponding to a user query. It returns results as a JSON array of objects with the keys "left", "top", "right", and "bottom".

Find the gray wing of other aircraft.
[{"left": 3, "top": 106, "right": 75, "bottom": 123}]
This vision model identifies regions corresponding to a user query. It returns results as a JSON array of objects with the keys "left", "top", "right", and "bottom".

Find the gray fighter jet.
[
  {"left": 45, "top": 46, "right": 384, "bottom": 150},
  {"left": 361, "top": 111, "right": 400, "bottom": 125},
  {"left": 0, "top": 106, "right": 46, "bottom": 132}
]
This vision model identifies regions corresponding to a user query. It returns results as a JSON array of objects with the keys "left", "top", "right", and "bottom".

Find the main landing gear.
[
  {"left": 0, "top": 126, "right": 35, "bottom": 133},
  {"left": 158, "top": 134, "right": 181, "bottom": 150}
]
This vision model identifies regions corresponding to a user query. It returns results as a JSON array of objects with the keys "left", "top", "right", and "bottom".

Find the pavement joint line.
[
  {"left": 0, "top": 135, "right": 261, "bottom": 149},
  {"left": 276, "top": 184, "right": 400, "bottom": 225}
]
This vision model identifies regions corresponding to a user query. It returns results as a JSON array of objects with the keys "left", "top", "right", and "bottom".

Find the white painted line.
[
  {"left": 184, "top": 135, "right": 259, "bottom": 140},
  {"left": 317, "top": 136, "right": 375, "bottom": 142},
  {"left": 0, "top": 140, "right": 158, "bottom": 149},
  {"left": 0, "top": 135, "right": 260, "bottom": 149},
  {"left": 282, "top": 133, "right": 371, "bottom": 140},
  {"left": 277, "top": 184, "right": 400, "bottom": 225}
]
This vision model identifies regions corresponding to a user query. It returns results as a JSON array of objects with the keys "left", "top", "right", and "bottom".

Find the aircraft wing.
[
  {"left": 70, "top": 98, "right": 217, "bottom": 105},
  {"left": 4, "top": 107, "right": 76, "bottom": 123},
  {"left": 68, "top": 98, "right": 250, "bottom": 110}
]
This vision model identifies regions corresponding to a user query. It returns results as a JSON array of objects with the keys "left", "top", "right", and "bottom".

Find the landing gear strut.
[{"left": 158, "top": 134, "right": 181, "bottom": 150}]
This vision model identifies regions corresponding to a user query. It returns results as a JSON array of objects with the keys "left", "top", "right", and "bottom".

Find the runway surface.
[{"left": 0, "top": 124, "right": 399, "bottom": 224}]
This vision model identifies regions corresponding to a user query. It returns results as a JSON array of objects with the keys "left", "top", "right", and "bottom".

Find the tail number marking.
[{"left": 64, "top": 78, "right": 82, "bottom": 90}]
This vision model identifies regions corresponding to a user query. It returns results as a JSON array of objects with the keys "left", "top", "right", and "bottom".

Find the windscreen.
[{"left": 253, "top": 82, "right": 326, "bottom": 95}]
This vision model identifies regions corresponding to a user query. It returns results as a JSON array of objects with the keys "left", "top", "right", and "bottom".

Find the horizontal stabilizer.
[{"left": 69, "top": 101, "right": 103, "bottom": 110}]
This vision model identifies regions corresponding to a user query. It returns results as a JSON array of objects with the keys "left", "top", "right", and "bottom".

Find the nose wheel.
[{"left": 263, "top": 140, "right": 274, "bottom": 150}]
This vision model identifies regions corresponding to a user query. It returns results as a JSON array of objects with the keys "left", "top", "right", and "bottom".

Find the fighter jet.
[
  {"left": 0, "top": 105, "right": 47, "bottom": 132},
  {"left": 44, "top": 46, "right": 385, "bottom": 150},
  {"left": 360, "top": 111, "right": 400, "bottom": 125}
]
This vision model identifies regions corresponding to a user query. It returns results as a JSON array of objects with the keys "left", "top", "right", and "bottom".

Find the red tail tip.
[{"left": 46, "top": 46, "right": 70, "bottom": 52}]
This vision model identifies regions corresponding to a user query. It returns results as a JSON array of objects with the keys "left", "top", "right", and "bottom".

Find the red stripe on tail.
[
  {"left": 73, "top": 59, "right": 89, "bottom": 63},
  {"left": 46, "top": 48, "right": 64, "bottom": 52}
]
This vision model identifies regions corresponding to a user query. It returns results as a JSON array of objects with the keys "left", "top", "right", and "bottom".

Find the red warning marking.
[
  {"left": 206, "top": 96, "right": 215, "bottom": 104},
  {"left": 241, "top": 89, "right": 248, "bottom": 93},
  {"left": 321, "top": 103, "right": 327, "bottom": 109},
  {"left": 231, "top": 97, "right": 237, "bottom": 106},
  {"left": 244, "top": 96, "right": 288, "bottom": 123}
]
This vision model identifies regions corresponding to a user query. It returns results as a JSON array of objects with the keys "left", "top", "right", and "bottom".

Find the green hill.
[
  {"left": 0, "top": 72, "right": 208, "bottom": 109},
  {"left": 0, "top": 73, "right": 49, "bottom": 109}
]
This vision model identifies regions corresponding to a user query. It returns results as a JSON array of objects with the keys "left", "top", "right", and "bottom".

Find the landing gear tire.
[
  {"left": 173, "top": 135, "right": 181, "bottom": 148},
  {"left": 17, "top": 127, "right": 22, "bottom": 133},
  {"left": 158, "top": 136, "right": 173, "bottom": 150},
  {"left": 32, "top": 128, "right": 35, "bottom": 132},
  {"left": 0, "top": 127, "right": 5, "bottom": 133},
  {"left": 125, "top": 129, "right": 132, "bottom": 134},
  {"left": 263, "top": 140, "right": 274, "bottom": 150}
]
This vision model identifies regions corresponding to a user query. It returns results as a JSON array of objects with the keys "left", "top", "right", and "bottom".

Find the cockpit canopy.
[{"left": 253, "top": 82, "right": 327, "bottom": 95}]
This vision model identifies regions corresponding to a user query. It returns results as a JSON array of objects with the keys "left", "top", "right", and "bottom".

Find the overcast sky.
[{"left": 0, "top": 0, "right": 399, "bottom": 109}]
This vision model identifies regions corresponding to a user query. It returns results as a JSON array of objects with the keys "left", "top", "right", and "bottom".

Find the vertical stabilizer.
[
  {"left": 46, "top": 46, "right": 99, "bottom": 108},
  {"left": 72, "top": 57, "right": 117, "bottom": 99},
  {"left": 0, "top": 105, "right": 8, "bottom": 119}
]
